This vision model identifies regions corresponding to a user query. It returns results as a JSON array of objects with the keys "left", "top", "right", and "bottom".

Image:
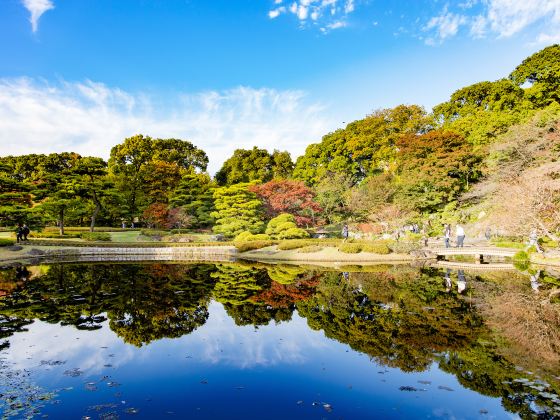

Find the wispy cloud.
[
  {"left": 21, "top": 0, "right": 54, "bottom": 33},
  {"left": 424, "top": 0, "right": 560, "bottom": 44},
  {"left": 0, "top": 78, "right": 331, "bottom": 174},
  {"left": 424, "top": 7, "right": 467, "bottom": 45},
  {"left": 268, "top": 0, "right": 355, "bottom": 32}
]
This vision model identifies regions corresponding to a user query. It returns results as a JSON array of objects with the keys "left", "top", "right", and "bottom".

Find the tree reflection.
[
  {"left": 297, "top": 266, "right": 483, "bottom": 372},
  {"left": 0, "top": 261, "right": 559, "bottom": 418},
  {"left": 0, "top": 263, "right": 216, "bottom": 346}
]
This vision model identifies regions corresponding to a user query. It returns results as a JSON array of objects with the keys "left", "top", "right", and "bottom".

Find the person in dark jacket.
[
  {"left": 15, "top": 224, "right": 23, "bottom": 243},
  {"left": 22, "top": 224, "right": 30, "bottom": 241}
]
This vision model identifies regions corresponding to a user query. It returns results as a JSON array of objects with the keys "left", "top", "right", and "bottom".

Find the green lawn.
[{"left": 109, "top": 231, "right": 142, "bottom": 242}]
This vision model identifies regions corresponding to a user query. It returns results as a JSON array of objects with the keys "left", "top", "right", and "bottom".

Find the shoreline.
[{"left": 1, "top": 243, "right": 559, "bottom": 269}]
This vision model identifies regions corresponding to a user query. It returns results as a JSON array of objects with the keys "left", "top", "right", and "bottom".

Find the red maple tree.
[{"left": 249, "top": 179, "right": 322, "bottom": 226}]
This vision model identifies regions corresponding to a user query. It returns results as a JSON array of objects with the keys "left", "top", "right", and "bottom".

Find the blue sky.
[{"left": 1, "top": 0, "right": 559, "bottom": 173}]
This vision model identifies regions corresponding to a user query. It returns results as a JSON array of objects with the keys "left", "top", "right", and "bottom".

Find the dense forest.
[{"left": 1, "top": 45, "right": 559, "bottom": 241}]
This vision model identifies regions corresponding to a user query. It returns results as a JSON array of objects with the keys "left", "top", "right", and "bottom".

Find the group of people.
[
  {"left": 443, "top": 224, "right": 465, "bottom": 248},
  {"left": 16, "top": 223, "right": 30, "bottom": 243}
]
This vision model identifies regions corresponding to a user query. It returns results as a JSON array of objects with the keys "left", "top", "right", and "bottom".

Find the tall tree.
[
  {"left": 249, "top": 179, "right": 321, "bottom": 226},
  {"left": 293, "top": 105, "right": 430, "bottom": 185},
  {"left": 169, "top": 172, "right": 215, "bottom": 228},
  {"left": 109, "top": 135, "right": 208, "bottom": 220},
  {"left": 215, "top": 147, "right": 293, "bottom": 186},
  {"left": 72, "top": 157, "right": 113, "bottom": 231},
  {"left": 211, "top": 183, "right": 265, "bottom": 237},
  {"left": 395, "top": 130, "right": 482, "bottom": 213},
  {"left": 509, "top": 44, "right": 560, "bottom": 108},
  {"left": 0, "top": 163, "right": 32, "bottom": 226}
]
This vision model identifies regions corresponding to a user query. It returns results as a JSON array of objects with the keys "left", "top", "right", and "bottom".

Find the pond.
[{"left": 0, "top": 262, "right": 559, "bottom": 419}]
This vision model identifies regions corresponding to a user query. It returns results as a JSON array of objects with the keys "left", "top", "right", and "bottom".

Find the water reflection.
[{"left": 0, "top": 262, "right": 559, "bottom": 418}]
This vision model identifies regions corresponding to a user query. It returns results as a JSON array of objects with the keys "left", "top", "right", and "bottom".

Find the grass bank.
[{"left": 239, "top": 244, "right": 419, "bottom": 263}]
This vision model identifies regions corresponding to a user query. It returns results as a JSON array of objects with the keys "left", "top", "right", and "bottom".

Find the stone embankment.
[{"left": 39, "top": 246, "right": 238, "bottom": 262}]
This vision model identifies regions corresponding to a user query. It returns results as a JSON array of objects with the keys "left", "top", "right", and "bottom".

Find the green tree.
[
  {"left": 72, "top": 157, "right": 114, "bottom": 231},
  {"left": 215, "top": 147, "right": 293, "bottom": 186},
  {"left": 169, "top": 172, "right": 215, "bottom": 228},
  {"left": 293, "top": 105, "right": 430, "bottom": 185},
  {"left": 211, "top": 183, "right": 265, "bottom": 237},
  {"left": 509, "top": 44, "right": 560, "bottom": 108},
  {"left": 0, "top": 163, "right": 32, "bottom": 226},
  {"left": 433, "top": 80, "right": 529, "bottom": 145},
  {"left": 395, "top": 130, "right": 482, "bottom": 213},
  {"left": 109, "top": 135, "right": 208, "bottom": 220}
]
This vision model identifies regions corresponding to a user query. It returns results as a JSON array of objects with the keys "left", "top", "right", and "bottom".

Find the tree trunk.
[
  {"left": 59, "top": 208, "right": 65, "bottom": 235},
  {"left": 90, "top": 190, "right": 101, "bottom": 232}
]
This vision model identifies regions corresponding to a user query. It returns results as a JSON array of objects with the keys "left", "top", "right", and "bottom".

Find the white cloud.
[
  {"left": 268, "top": 7, "right": 285, "bottom": 19},
  {"left": 424, "top": 8, "right": 467, "bottom": 44},
  {"left": 267, "top": 0, "right": 354, "bottom": 31},
  {"left": 0, "top": 78, "right": 331, "bottom": 175},
  {"left": 21, "top": 0, "right": 54, "bottom": 33},
  {"left": 424, "top": 0, "right": 560, "bottom": 44},
  {"left": 485, "top": 0, "right": 560, "bottom": 39}
]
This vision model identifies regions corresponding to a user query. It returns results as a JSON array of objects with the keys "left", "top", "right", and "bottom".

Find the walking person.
[
  {"left": 341, "top": 224, "right": 349, "bottom": 241},
  {"left": 456, "top": 224, "right": 465, "bottom": 248},
  {"left": 485, "top": 226, "right": 491, "bottom": 241},
  {"left": 528, "top": 229, "right": 544, "bottom": 253},
  {"left": 15, "top": 223, "right": 23, "bottom": 243},
  {"left": 457, "top": 270, "right": 467, "bottom": 294},
  {"left": 444, "top": 269, "right": 452, "bottom": 293},
  {"left": 21, "top": 223, "right": 30, "bottom": 241},
  {"left": 443, "top": 224, "right": 451, "bottom": 248}
]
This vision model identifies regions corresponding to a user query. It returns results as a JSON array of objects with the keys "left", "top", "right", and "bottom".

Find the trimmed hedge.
[
  {"left": 338, "top": 243, "right": 362, "bottom": 253},
  {"left": 32, "top": 231, "right": 82, "bottom": 239},
  {"left": 80, "top": 232, "right": 111, "bottom": 242},
  {"left": 140, "top": 229, "right": 170, "bottom": 237},
  {"left": 0, "top": 238, "right": 15, "bottom": 247},
  {"left": 361, "top": 242, "right": 391, "bottom": 254},
  {"left": 235, "top": 240, "right": 275, "bottom": 252},
  {"left": 277, "top": 240, "right": 310, "bottom": 250},
  {"left": 234, "top": 231, "right": 271, "bottom": 242},
  {"left": 44, "top": 226, "right": 141, "bottom": 232}
]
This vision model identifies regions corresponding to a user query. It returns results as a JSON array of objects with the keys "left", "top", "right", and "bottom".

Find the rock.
[
  {"left": 6, "top": 246, "right": 23, "bottom": 252},
  {"left": 27, "top": 248, "right": 45, "bottom": 256}
]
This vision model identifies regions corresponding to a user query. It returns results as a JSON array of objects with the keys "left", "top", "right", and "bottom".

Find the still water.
[{"left": 0, "top": 262, "right": 559, "bottom": 419}]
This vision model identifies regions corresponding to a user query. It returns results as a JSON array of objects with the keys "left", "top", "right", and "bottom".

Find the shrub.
[
  {"left": 0, "top": 238, "right": 15, "bottom": 247},
  {"left": 32, "top": 231, "right": 81, "bottom": 239},
  {"left": 277, "top": 227, "right": 309, "bottom": 240},
  {"left": 541, "top": 237, "right": 559, "bottom": 249},
  {"left": 140, "top": 229, "right": 170, "bottom": 237},
  {"left": 235, "top": 231, "right": 254, "bottom": 242},
  {"left": 277, "top": 239, "right": 310, "bottom": 250},
  {"left": 388, "top": 241, "right": 421, "bottom": 254},
  {"left": 266, "top": 214, "right": 309, "bottom": 239},
  {"left": 338, "top": 243, "right": 362, "bottom": 253},
  {"left": 404, "top": 232, "right": 422, "bottom": 242},
  {"left": 491, "top": 240, "right": 525, "bottom": 249},
  {"left": 80, "top": 232, "right": 111, "bottom": 242},
  {"left": 361, "top": 242, "right": 391, "bottom": 254},
  {"left": 235, "top": 240, "right": 275, "bottom": 252},
  {"left": 513, "top": 250, "right": 530, "bottom": 271},
  {"left": 266, "top": 214, "right": 295, "bottom": 235},
  {"left": 298, "top": 245, "right": 323, "bottom": 253},
  {"left": 234, "top": 231, "right": 271, "bottom": 242}
]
